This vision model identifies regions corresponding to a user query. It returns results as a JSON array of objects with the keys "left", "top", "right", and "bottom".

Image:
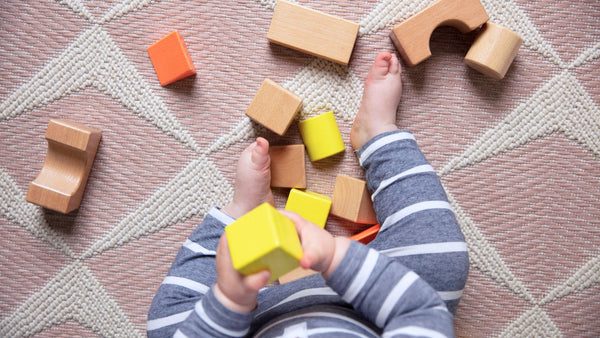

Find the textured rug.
[{"left": 1, "top": 0, "right": 599, "bottom": 337}]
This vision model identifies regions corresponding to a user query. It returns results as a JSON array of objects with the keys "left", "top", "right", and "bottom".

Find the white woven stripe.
[
  {"left": 255, "top": 311, "right": 378, "bottom": 337},
  {"left": 381, "top": 242, "right": 467, "bottom": 258},
  {"left": 195, "top": 301, "right": 249, "bottom": 337},
  {"left": 381, "top": 201, "right": 453, "bottom": 231},
  {"left": 437, "top": 289, "right": 463, "bottom": 301},
  {"left": 208, "top": 207, "right": 235, "bottom": 225},
  {"left": 183, "top": 239, "right": 216, "bottom": 255},
  {"left": 162, "top": 276, "right": 210, "bottom": 294},
  {"left": 371, "top": 164, "right": 436, "bottom": 200},
  {"left": 267, "top": 287, "right": 338, "bottom": 313},
  {"left": 382, "top": 326, "right": 447, "bottom": 338},
  {"left": 147, "top": 310, "right": 193, "bottom": 331},
  {"left": 342, "top": 249, "right": 379, "bottom": 303},
  {"left": 359, "top": 132, "right": 415, "bottom": 166},
  {"left": 375, "top": 271, "right": 419, "bottom": 327}
]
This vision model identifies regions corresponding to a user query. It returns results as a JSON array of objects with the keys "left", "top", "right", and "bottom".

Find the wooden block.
[
  {"left": 285, "top": 188, "right": 332, "bottom": 228},
  {"left": 225, "top": 203, "right": 303, "bottom": 282},
  {"left": 298, "top": 111, "right": 345, "bottom": 162},
  {"left": 267, "top": 0, "right": 360, "bottom": 66},
  {"left": 147, "top": 31, "right": 196, "bottom": 86},
  {"left": 331, "top": 175, "right": 377, "bottom": 224},
  {"left": 389, "top": 0, "right": 489, "bottom": 66},
  {"left": 245, "top": 79, "right": 303, "bottom": 136},
  {"left": 350, "top": 224, "right": 381, "bottom": 245},
  {"left": 279, "top": 267, "right": 318, "bottom": 284},
  {"left": 269, "top": 144, "right": 306, "bottom": 189},
  {"left": 464, "top": 22, "right": 522, "bottom": 79},
  {"left": 26, "top": 120, "right": 102, "bottom": 214}
]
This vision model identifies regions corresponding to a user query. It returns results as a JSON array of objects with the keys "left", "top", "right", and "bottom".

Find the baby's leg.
[
  {"left": 148, "top": 138, "right": 276, "bottom": 336},
  {"left": 351, "top": 52, "right": 469, "bottom": 315}
]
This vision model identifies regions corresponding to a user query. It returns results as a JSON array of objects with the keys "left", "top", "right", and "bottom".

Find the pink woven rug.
[{"left": 1, "top": 1, "right": 599, "bottom": 336}]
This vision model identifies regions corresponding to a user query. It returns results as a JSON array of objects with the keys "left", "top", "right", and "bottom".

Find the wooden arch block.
[
  {"left": 389, "top": 0, "right": 489, "bottom": 66},
  {"left": 26, "top": 120, "right": 102, "bottom": 214},
  {"left": 464, "top": 22, "right": 522, "bottom": 79},
  {"left": 331, "top": 175, "right": 377, "bottom": 224}
]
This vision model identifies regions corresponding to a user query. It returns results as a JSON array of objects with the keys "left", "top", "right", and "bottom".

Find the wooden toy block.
[
  {"left": 331, "top": 175, "right": 377, "bottom": 224},
  {"left": 350, "top": 224, "right": 381, "bottom": 245},
  {"left": 225, "top": 203, "right": 303, "bottom": 282},
  {"left": 285, "top": 188, "right": 332, "bottom": 228},
  {"left": 269, "top": 144, "right": 306, "bottom": 189},
  {"left": 267, "top": 0, "right": 360, "bottom": 66},
  {"left": 245, "top": 78, "right": 303, "bottom": 136},
  {"left": 147, "top": 31, "right": 196, "bottom": 86},
  {"left": 389, "top": 0, "right": 489, "bottom": 66},
  {"left": 26, "top": 119, "right": 101, "bottom": 214},
  {"left": 279, "top": 267, "right": 318, "bottom": 284},
  {"left": 298, "top": 111, "right": 345, "bottom": 162},
  {"left": 464, "top": 22, "right": 522, "bottom": 79}
]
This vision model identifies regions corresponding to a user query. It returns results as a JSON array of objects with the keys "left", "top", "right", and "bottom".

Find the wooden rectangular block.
[
  {"left": 284, "top": 188, "right": 331, "bottom": 228},
  {"left": 269, "top": 144, "right": 306, "bottom": 188},
  {"left": 267, "top": 0, "right": 360, "bottom": 66},
  {"left": 245, "top": 78, "right": 302, "bottom": 136},
  {"left": 225, "top": 203, "right": 303, "bottom": 282},
  {"left": 331, "top": 174, "right": 377, "bottom": 224},
  {"left": 278, "top": 267, "right": 318, "bottom": 284}
]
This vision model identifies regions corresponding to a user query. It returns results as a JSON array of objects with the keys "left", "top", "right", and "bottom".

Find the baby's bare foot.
[
  {"left": 350, "top": 52, "right": 402, "bottom": 150},
  {"left": 223, "top": 137, "right": 275, "bottom": 218}
]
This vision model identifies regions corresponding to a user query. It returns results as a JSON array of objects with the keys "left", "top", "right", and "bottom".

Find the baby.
[{"left": 148, "top": 52, "right": 469, "bottom": 337}]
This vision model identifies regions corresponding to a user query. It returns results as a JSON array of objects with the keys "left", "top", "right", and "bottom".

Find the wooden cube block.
[
  {"left": 225, "top": 203, "right": 303, "bottom": 282},
  {"left": 278, "top": 267, "right": 318, "bottom": 284},
  {"left": 350, "top": 224, "right": 381, "bottom": 245},
  {"left": 285, "top": 188, "right": 331, "bottom": 228},
  {"left": 464, "top": 22, "right": 522, "bottom": 79},
  {"left": 331, "top": 175, "right": 377, "bottom": 224},
  {"left": 267, "top": 0, "right": 360, "bottom": 66},
  {"left": 245, "top": 79, "right": 303, "bottom": 136},
  {"left": 26, "top": 120, "right": 102, "bottom": 214},
  {"left": 147, "top": 31, "right": 196, "bottom": 86},
  {"left": 269, "top": 144, "right": 306, "bottom": 189},
  {"left": 389, "top": 0, "right": 488, "bottom": 66},
  {"left": 298, "top": 111, "right": 345, "bottom": 162}
]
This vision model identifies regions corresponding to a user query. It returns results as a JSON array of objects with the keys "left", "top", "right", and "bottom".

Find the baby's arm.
[{"left": 285, "top": 211, "right": 455, "bottom": 337}]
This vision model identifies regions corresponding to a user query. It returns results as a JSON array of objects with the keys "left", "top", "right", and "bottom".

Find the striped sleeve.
[
  {"left": 326, "top": 241, "right": 454, "bottom": 337},
  {"left": 147, "top": 207, "right": 237, "bottom": 337}
]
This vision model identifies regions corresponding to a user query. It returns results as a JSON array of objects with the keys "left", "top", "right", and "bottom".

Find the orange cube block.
[{"left": 147, "top": 31, "right": 196, "bottom": 86}]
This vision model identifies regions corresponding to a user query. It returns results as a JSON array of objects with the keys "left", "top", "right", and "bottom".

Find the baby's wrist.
[
  {"left": 322, "top": 237, "right": 351, "bottom": 280},
  {"left": 213, "top": 283, "right": 256, "bottom": 314}
]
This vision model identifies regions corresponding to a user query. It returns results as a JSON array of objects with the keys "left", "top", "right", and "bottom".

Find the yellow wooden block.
[
  {"left": 225, "top": 203, "right": 303, "bottom": 282},
  {"left": 285, "top": 188, "right": 332, "bottom": 228},
  {"left": 245, "top": 78, "right": 303, "bottom": 136},
  {"left": 298, "top": 111, "right": 345, "bottom": 162},
  {"left": 267, "top": 0, "right": 360, "bottom": 66}
]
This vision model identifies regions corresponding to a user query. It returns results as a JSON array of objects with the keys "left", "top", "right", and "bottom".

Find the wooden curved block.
[
  {"left": 26, "top": 120, "right": 101, "bottom": 214},
  {"left": 389, "top": 0, "right": 489, "bottom": 66},
  {"left": 464, "top": 22, "right": 523, "bottom": 79}
]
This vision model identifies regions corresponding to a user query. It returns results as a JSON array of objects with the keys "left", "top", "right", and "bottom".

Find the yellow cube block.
[
  {"left": 285, "top": 188, "right": 332, "bottom": 228},
  {"left": 225, "top": 203, "right": 303, "bottom": 282},
  {"left": 298, "top": 111, "right": 345, "bottom": 162}
]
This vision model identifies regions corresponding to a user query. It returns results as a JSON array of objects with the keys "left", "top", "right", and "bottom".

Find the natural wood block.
[
  {"left": 389, "top": 0, "right": 489, "bottom": 66},
  {"left": 350, "top": 224, "right": 381, "bottom": 245},
  {"left": 464, "top": 22, "right": 522, "bottom": 79},
  {"left": 269, "top": 144, "right": 306, "bottom": 189},
  {"left": 298, "top": 111, "right": 345, "bottom": 162},
  {"left": 284, "top": 188, "right": 331, "bottom": 228},
  {"left": 267, "top": 0, "right": 360, "bottom": 66},
  {"left": 331, "top": 174, "right": 377, "bottom": 224},
  {"left": 278, "top": 267, "right": 318, "bottom": 284},
  {"left": 225, "top": 203, "right": 303, "bottom": 283},
  {"left": 245, "top": 78, "right": 302, "bottom": 136},
  {"left": 26, "top": 119, "right": 102, "bottom": 214},
  {"left": 147, "top": 31, "right": 196, "bottom": 86}
]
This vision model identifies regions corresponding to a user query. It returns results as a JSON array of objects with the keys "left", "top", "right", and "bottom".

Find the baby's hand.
[
  {"left": 280, "top": 210, "right": 351, "bottom": 279},
  {"left": 214, "top": 234, "right": 271, "bottom": 314}
]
